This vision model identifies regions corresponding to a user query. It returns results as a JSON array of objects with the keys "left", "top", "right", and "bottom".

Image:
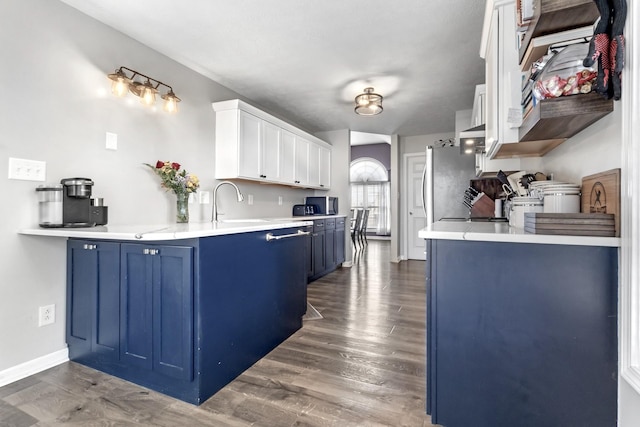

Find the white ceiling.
[{"left": 60, "top": 0, "right": 486, "bottom": 137}]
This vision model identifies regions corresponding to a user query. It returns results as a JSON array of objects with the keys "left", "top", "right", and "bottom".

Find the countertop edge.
[
  {"left": 19, "top": 220, "right": 315, "bottom": 241},
  {"left": 419, "top": 221, "right": 621, "bottom": 247}
]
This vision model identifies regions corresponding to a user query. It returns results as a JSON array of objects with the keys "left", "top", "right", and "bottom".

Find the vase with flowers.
[{"left": 145, "top": 161, "right": 200, "bottom": 223}]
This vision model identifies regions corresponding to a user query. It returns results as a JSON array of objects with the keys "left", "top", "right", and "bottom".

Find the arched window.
[
  {"left": 350, "top": 158, "right": 388, "bottom": 183},
  {"left": 350, "top": 158, "right": 390, "bottom": 236}
]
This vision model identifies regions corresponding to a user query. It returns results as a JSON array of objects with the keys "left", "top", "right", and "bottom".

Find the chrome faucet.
[{"left": 212, "top": 181, "right": 244, "bottom": 222}]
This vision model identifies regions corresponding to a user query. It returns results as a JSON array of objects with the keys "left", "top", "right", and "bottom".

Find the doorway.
[{"left": 404, "top": 153, "right": 427, "bottom": 260}]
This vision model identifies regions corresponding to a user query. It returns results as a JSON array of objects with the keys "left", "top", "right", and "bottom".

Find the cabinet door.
[
  {"left": 261, "top": 121, "right": 280, "bottom": 181},
  {"left": 120, "top": 244, "right": 154, "bottom": 370},
  {"left": 294, "top": 137, "right": 309, "bottom": 186},
  {"left": 484, "top": 2, "right": 520, "bottom": 158},
  {"left": 280, "top": 130, "right": 296, "bottom": 184},
  {"left": 335, "top": 218, "right": 345, "bottom": 265},
  {"left": 485, "top": 11, "right": 498, "bottom": 153},
  {"left": 318, "top": 146, "right": 331, "bottom": 189},
  {"left": 238, "top": 111, "right": 262, "bottom": 179},
  {"left": 120, "top": 244, "right": 194, "bottom": 381},
  {"left": 152, "top": 246, "right": 194, "bottom": 381},
  {"left": 305, "top": 226, "right": 314, "bottom": 278},
  {"left": 325, "top": 228, "right": 335, "bottom": 271},
  {"left": 67, "top": 240, "right": 120, "bottom": 361},
  {"left": 312, "top": 231, "right": 326, "bottom": 275},
  {"left": 308, "top": 142, "right": 321, "bottom": 188}
]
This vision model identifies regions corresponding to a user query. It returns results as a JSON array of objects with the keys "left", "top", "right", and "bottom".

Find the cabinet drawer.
[
  {"left": 325, "top": 218, "right": 336, "bottom": 230},
  {"left": 335, "top": 217, "right": 346, "bottom": 230},
  {"left": 313, "top": 219, "right": 325, "bottom": 232}
]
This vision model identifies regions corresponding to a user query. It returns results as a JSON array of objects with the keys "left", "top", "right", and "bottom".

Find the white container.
[
  {"left": 509, "top": 196, "right": 544, "bottom": 228},
  {"left": 543, "top": 186, "right": 581, "bottom": 213}
]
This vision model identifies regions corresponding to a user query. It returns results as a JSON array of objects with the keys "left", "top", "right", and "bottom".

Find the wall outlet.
[
  {"left": 278, "top": 196, "right": 283, "bottom": 206},
  {"left": 247, "top": 194, "right": 254, "bottom": 205},
  {"left": 38, "top": 304, "right": 55, "bottom": 327},
  {"left": 8, "top": 157, "right": 46, "bottom": 181}
]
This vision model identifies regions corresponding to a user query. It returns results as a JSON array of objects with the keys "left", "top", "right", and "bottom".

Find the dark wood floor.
[{"left": 0, "top": 241, "right": 438, "bottom": 426}]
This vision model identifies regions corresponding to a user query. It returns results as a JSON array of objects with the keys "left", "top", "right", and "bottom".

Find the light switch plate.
[
  {"left": 106, "top": 132, "right": 118, "bottom": 150},
  {"left": 8, "top": 157, "right": 46, "bottom": 181},
  {"left": 199, "top": 191, "right": 210, "bottom": 204}
]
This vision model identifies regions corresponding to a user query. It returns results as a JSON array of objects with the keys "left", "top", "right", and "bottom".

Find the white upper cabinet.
[
  {"left": 481, "top": 0, "right": 521, "bottom": 159},
  {"left": 319, "top": 146, "right": 331, "bottom": 189},
  {"left": 237, "top": 111, "right": 262, "bottom": 179},
  {"left": 294, "top": 136, "right": 310, "bottom": 187},
  {"left": 213, "top": 99, "right": 331, "bottom": 189},
  {"left": 261, "top": 120, "right": 280, "bottom": 181},
  {"left": 307, "top": 141, "right": 321, "bottom": 188},
  {"left": 280, "top": 129, "right": 296, "bottom": 184}
]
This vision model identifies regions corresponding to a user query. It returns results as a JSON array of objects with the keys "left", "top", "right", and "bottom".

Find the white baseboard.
[
  {"left": 341, "top": 261, "right": 353, "bottom": 268},
  {"left": 0, "top": 348, "right": 69, "bottom": 388}
]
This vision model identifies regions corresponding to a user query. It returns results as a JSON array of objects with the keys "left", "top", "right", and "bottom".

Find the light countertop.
[
  {"left": 418, "top": 220, "right": 621, "bottom": 247},
  {"left": 19, "top": 219, "right": 314, "bottom": 241}
]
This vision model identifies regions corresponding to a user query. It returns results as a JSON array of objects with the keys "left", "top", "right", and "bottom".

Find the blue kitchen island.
[
  {"left": 21, "top": 220, "right": 312, "bottom": 405},
  {"left": 419, "top": 221, "right": 620, "bottom": 427}
]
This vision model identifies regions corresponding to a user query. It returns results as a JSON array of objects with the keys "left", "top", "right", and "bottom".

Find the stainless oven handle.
[{"left": 266, "top": 230, "right": 311, "bottom": 241}]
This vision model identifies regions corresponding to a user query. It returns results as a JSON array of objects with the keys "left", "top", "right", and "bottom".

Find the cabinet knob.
[
  {"left": 144, "top": 248, "right": 160, "bottom": 255},
  {"left": 83, "top": 244, "right": 97, "bottom": 250}
]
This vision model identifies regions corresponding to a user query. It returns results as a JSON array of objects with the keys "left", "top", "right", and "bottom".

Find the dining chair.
[
  {"left": 358, "top": 209, "right": 370, "bottom": 247},
  {"left": 350, "top": 209, "right": 364, "bottom": 250}
]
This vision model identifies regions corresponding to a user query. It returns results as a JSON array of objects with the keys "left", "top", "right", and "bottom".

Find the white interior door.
[{"left": 406, "top": 154, "right": 426, "bottom": 260}]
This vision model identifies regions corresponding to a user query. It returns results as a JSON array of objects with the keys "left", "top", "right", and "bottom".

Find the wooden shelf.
[
  {"left": 518, "top": 0, "right": 599, "bottom": 64},
  {"left": 520, "top": 92, "right": 614, "bottom": 140},
  {"left": 493, "top": 93, "right": 614, "bottom": 159}
]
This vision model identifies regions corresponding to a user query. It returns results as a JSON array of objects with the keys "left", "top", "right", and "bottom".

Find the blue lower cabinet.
[
  {"left": 426, "top": 239, "right": 617, "bottom": 427},
  {"left": 67, "top": 227, "right": 306, "bottom": 405},
  {"left": 66, "top": 240, "right": 120, "bottom": 363},
  {"left": 120, "top": 244, "right": 193, "bottom": 381},
  {"left": 308, "top": 218, "right": 344, "bottom": 282},
  {"left": 335, "top": 217, "right": 346, "bottom": 265}
]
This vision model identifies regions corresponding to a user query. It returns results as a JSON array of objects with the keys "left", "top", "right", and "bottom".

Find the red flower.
[
  {"left": 171, "top": 162, "right": 181, "bottom": 170},
  {"left": 155, "top": 160, "right": 164, "bottom": 168}
]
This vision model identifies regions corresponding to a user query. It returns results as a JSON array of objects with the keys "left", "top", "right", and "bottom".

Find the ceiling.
[{"left": 60, "top": 0, "right": 487, "bottom": 137}]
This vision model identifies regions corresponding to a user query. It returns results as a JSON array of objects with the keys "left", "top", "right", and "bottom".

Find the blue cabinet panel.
[
  {"left": 153, "top": 246, "right": 193, "bottom": 381},
  {"left": 427, "top": 239, "right": 617, "bottom": 427},
  {"left": 197, "top": 228, "right": 306, "bottom": 400},
  {"left": 66, "top": 240, "right": 120, "bottom": 362},
  {"left": 120, "top": 245, "right": 153, "bottom": 370}
]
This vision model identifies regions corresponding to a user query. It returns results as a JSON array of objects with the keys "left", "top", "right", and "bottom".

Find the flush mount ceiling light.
[
  {"left": 354, "top": 87, "right": 383, "bottom": 116},
  {"left": 107, "top": 66, "right": 181, "bottom": 113}
]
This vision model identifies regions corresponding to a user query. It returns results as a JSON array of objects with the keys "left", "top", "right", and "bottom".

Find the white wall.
[
  {"left": 539, "top": 106, "right": 622, "bottom": 182},
  {"left": 0, "top": 0, "right": 327, "bottom": 374}
]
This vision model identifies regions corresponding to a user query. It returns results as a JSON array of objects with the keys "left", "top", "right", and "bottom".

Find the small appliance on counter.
[
  {"left": 304, "top": 196, "right": 338, "bottom": 215},
  {"left": 36, "top": 184, "right": 63, "bottom": 227},
  {"left": 292, "top": 204, "right": 315, "bottom": 216},
  {"left": 36, "top": 178, "right": 108, "bottom": 228}
]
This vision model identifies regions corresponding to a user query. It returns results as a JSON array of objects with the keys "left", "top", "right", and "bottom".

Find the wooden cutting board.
[{"left": 581, "top": 168, "right": 621, "bottom": 237}]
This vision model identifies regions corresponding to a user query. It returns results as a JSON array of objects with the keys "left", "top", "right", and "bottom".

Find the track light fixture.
[
  {"left": 354, "top": 87, "right": 383, "bottom": 116},
  {"left": 107, "top": 66, "right": 181, "bottom": 113}
]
